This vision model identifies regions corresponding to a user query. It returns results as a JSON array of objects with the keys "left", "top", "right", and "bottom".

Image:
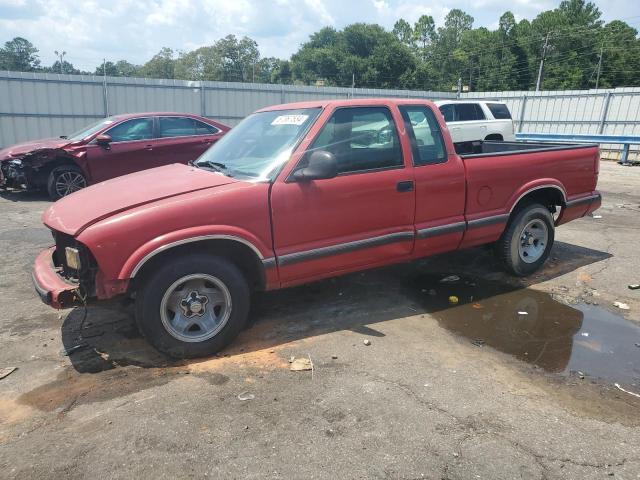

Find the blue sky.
[{"left": 0, "top": 0, "right": 638, "bottom": 71}]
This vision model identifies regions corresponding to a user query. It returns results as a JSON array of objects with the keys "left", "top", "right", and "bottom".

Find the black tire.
[
  {"left": 135, "top": 254, "right": 250, "bottom": 358},
  {"left": 496, "top": 203, "right": 554, "bottom": 276},
  {"left": 47, "top": 165, "right": 87, "bottom": 200}
]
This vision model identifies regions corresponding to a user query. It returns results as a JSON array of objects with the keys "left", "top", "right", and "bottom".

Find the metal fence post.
[
  {"left": 200, "top": 84, "right": 206, "bottom": 117},
  {"left": 598, "top": 91, "right": 611, "bottom": 134},
  {"left": 621, "top": 143, "right": 630, "bottom": 164},
  {"left": 518, "top": 95, "right": 528, "bottom": 133},
  {"left": 102, "top": 76, "right": 109, "bottom": 117}
]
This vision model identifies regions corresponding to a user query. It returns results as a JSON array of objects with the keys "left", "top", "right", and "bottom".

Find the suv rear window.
[{"left": 487, "top": 103, "right": 512, "bottom": 120}]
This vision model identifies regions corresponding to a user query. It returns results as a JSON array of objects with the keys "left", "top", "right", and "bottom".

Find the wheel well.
[
  {"left": 511, "top": 187, "right": 565, "bottom": 216},
  {"left": 34, "top": 156, "right": 80, "bottom": 187},
  {"left": 484, "top": 133, "right": 503, "bottom": 141},
  {"left": 132, "top": 239, "right": 266, "bottom": 293}
]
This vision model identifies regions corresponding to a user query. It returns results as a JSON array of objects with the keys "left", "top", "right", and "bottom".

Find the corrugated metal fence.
[
  {"left": 0, "top": 70, "right": 453, "bottom": 148},
  {"left": 2, "top": 70, "right": 639, "bottom": 158}
]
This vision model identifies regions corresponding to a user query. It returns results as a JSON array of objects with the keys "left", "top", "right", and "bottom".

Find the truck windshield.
[{"left": 194, "top": 108, "right": 321, "bottom": 181}]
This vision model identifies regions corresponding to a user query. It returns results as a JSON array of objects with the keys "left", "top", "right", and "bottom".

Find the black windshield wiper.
[{"left": 196, "top": 160, "right": 233, "bottom": 176}]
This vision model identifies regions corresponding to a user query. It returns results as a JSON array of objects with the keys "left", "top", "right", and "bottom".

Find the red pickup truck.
[{"left": 33, "top": 98, "right": 601, "bottom": 357}]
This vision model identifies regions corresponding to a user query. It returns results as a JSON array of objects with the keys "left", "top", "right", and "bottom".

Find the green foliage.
[
  {"left": 0, "top": 37, "right": 40, "bottom": 71},
  {"left": 140, "top": 47, "right": 175, "bottom": 79},
  {"left": 95, "top": 60, "right": 140, "bottom": 77},
  {"left": 291, "top": 23, "right": 415, "bottom": 87},
  {"left": 2, "top": 0, "right": 639, "bottom": 91}
]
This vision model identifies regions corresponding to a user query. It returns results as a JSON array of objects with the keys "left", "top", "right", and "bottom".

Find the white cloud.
[{"left": 0, "top": 0, "right": 637, "bottom": 71}]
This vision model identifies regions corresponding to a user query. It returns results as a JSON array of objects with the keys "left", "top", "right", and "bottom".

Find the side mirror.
[
  {"left": 293, "top": 150, "right": 337, "bottom": 181},
  {"left": 96, "top": 134, "right": 112, "bottom": 148}
]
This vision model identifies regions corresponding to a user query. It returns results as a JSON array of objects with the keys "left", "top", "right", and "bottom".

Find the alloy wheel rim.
[
  {"left": 160, "top": 274, "right": 232, "bottom": 343},
  {"left": 55, "top": 171, "right": 86, "bottom": 197}
]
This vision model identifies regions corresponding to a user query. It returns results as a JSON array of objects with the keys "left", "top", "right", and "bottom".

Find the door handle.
[
  {"left": 397, "top": 180, "right": 414, "bottom": 192},
  {"left": 145, "top": 144, "right": 153, "bottom": 151}
]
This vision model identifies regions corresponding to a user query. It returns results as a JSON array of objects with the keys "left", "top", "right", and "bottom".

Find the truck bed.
[
  {"left": 457, "top": 139, "right": 600, "bottom": 248},
  {"left": 456, "top": 140, "right": 597, "bottom": 158}
]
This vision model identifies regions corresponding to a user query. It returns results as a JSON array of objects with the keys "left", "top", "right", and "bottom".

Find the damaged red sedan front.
[{"left": 0, "top": 112, "right": 228, "bottom": 199}]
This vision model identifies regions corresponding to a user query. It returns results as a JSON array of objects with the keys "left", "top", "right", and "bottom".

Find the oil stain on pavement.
[{"left": 411, "top": 274, "right": 640, "bottom": 388}]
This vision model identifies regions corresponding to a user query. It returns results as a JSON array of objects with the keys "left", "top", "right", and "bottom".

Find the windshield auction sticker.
[{"left": 271, "top": 115, "right": 309, "bottom": 126}]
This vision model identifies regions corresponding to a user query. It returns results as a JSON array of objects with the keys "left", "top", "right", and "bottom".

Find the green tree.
[
  {"left": 596, "top": 21, "right": 640, "bottom": 88},
  {"left": 140, "top": 47, "right": 175, "bottom": 79},
  {"left": 174, "top": 46, "right": 221, "bottom": 80},
  {"left": 0, "top": 37, "right": 40, "bottom": 71},
  {"left": 393, "top": 19, "right": 413, "bottom": 46},
  {"left": 291, "top": 23, "right": 412, "bottom": 87},
  {"left": 413, "top": 15, "right": 436, "bottom": 60},
  {"left": 214, "top": 35, "right": 260, "bottom": 82},
  {"left": 45, "top": 60, "right": 82, "bottom": 75},
  {"left": 114, "top": 60, "right": 140, "bottom": 77}
]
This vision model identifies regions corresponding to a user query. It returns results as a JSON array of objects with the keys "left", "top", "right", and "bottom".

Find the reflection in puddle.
[{"left": 413, "top": 275, "right": 640, "bottom": 387}]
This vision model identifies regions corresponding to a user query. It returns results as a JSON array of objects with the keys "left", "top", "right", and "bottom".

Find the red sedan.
[{"left": 0, "top": 113, "right": 229, "bottom": 199}]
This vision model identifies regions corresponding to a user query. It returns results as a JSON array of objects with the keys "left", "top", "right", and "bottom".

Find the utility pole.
[
  {"left": 54, "top": 50, "right": 66, "bottom": 74},
  {"left": 351, "top": 73, "right": 355, "bottom": 98},
  {"left": 102, "top": 58, "right": 109, "bottom": 117},
  {"left": 456, "top": 77, "right": 462, "bottom": 98},
  {"left": 535, "top": 33, "right": 550, "bottom": 91},
  {"left": 595, "top": 42, "right": 604, "bottom": 90}
]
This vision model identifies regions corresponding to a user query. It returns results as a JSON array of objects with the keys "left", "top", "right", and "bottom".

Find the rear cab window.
[
  {"left": 486, "top": 103, "right": 512, "bottom": 120},
  {"left": 399, "top": 106, "right": 447, "bottom": 166},
  {"left": 308, "top": 106, "right": 403, "bottom": 174}
]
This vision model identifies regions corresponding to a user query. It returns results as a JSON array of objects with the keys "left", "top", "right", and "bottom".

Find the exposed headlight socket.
[{"left": 65, "top": 247, "right": 82, "bottom": 270}]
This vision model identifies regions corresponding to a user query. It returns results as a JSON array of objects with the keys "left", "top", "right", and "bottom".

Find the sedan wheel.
[{"left": 55, "top": 171, "right": 86, "bottom": 197}]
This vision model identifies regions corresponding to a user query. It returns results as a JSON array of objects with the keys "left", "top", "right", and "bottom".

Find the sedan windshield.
[
  {"left": 66, "top": 117, "right": 117, "bottom": 141},
  {"left": 194, "top": 108, "right": 321, "bottom": 181}
]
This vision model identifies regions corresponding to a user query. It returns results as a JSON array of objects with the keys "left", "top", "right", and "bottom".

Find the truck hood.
[
  {"left": 0, "top": 138, "right": 72, "bottom": 161},
  {"left": 43, "top": 163, "right": 238, "bottom": 235}
]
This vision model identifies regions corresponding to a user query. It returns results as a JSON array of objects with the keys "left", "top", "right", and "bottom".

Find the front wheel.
[
  {"left": 135, "top": 254, "right": 250, "bottom": 358},
  {"left": 496, "top": 203, "right": 555, "bottom": 276},
  {"left": 47, "top": 165, "right": 87, "bottom": 200}
]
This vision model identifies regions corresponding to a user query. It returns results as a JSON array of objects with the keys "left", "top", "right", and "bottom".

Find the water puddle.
[{"left": 412, "top": 274, "right": 640, "bottom": 387}]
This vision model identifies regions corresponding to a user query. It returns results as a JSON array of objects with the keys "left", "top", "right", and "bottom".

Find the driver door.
[
  {"left": 85, "top": 117, "right": 156, "bottom": 183},
  {"left": 270, "top": 106, "right": 416, "bottom": 286}
]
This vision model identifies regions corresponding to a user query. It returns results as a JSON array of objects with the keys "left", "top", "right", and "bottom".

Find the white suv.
[{"left": 434, "top": 100, "right": 515, "bottom": 145}]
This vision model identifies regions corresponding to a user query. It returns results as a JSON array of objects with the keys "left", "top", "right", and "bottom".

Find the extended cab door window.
[
  {"left": 309, "top": 107, "right": 403, "bottom": 174},
  {"left": 399, "top": 106, "right": 447, "bottom": 166},
  {"left": 104, "top": 118, "right": 153, "bottom": 142}
]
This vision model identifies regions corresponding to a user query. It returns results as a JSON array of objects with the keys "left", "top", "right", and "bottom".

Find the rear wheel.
[
  {"left": 497, "top": 203, "right": 554, "bottom": 276},
  {"left": 135, "top": 254, "right": 250, "bottom": 358},
  {"left": 47, "top": 165, "right": 87, "bottom": 200}
]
